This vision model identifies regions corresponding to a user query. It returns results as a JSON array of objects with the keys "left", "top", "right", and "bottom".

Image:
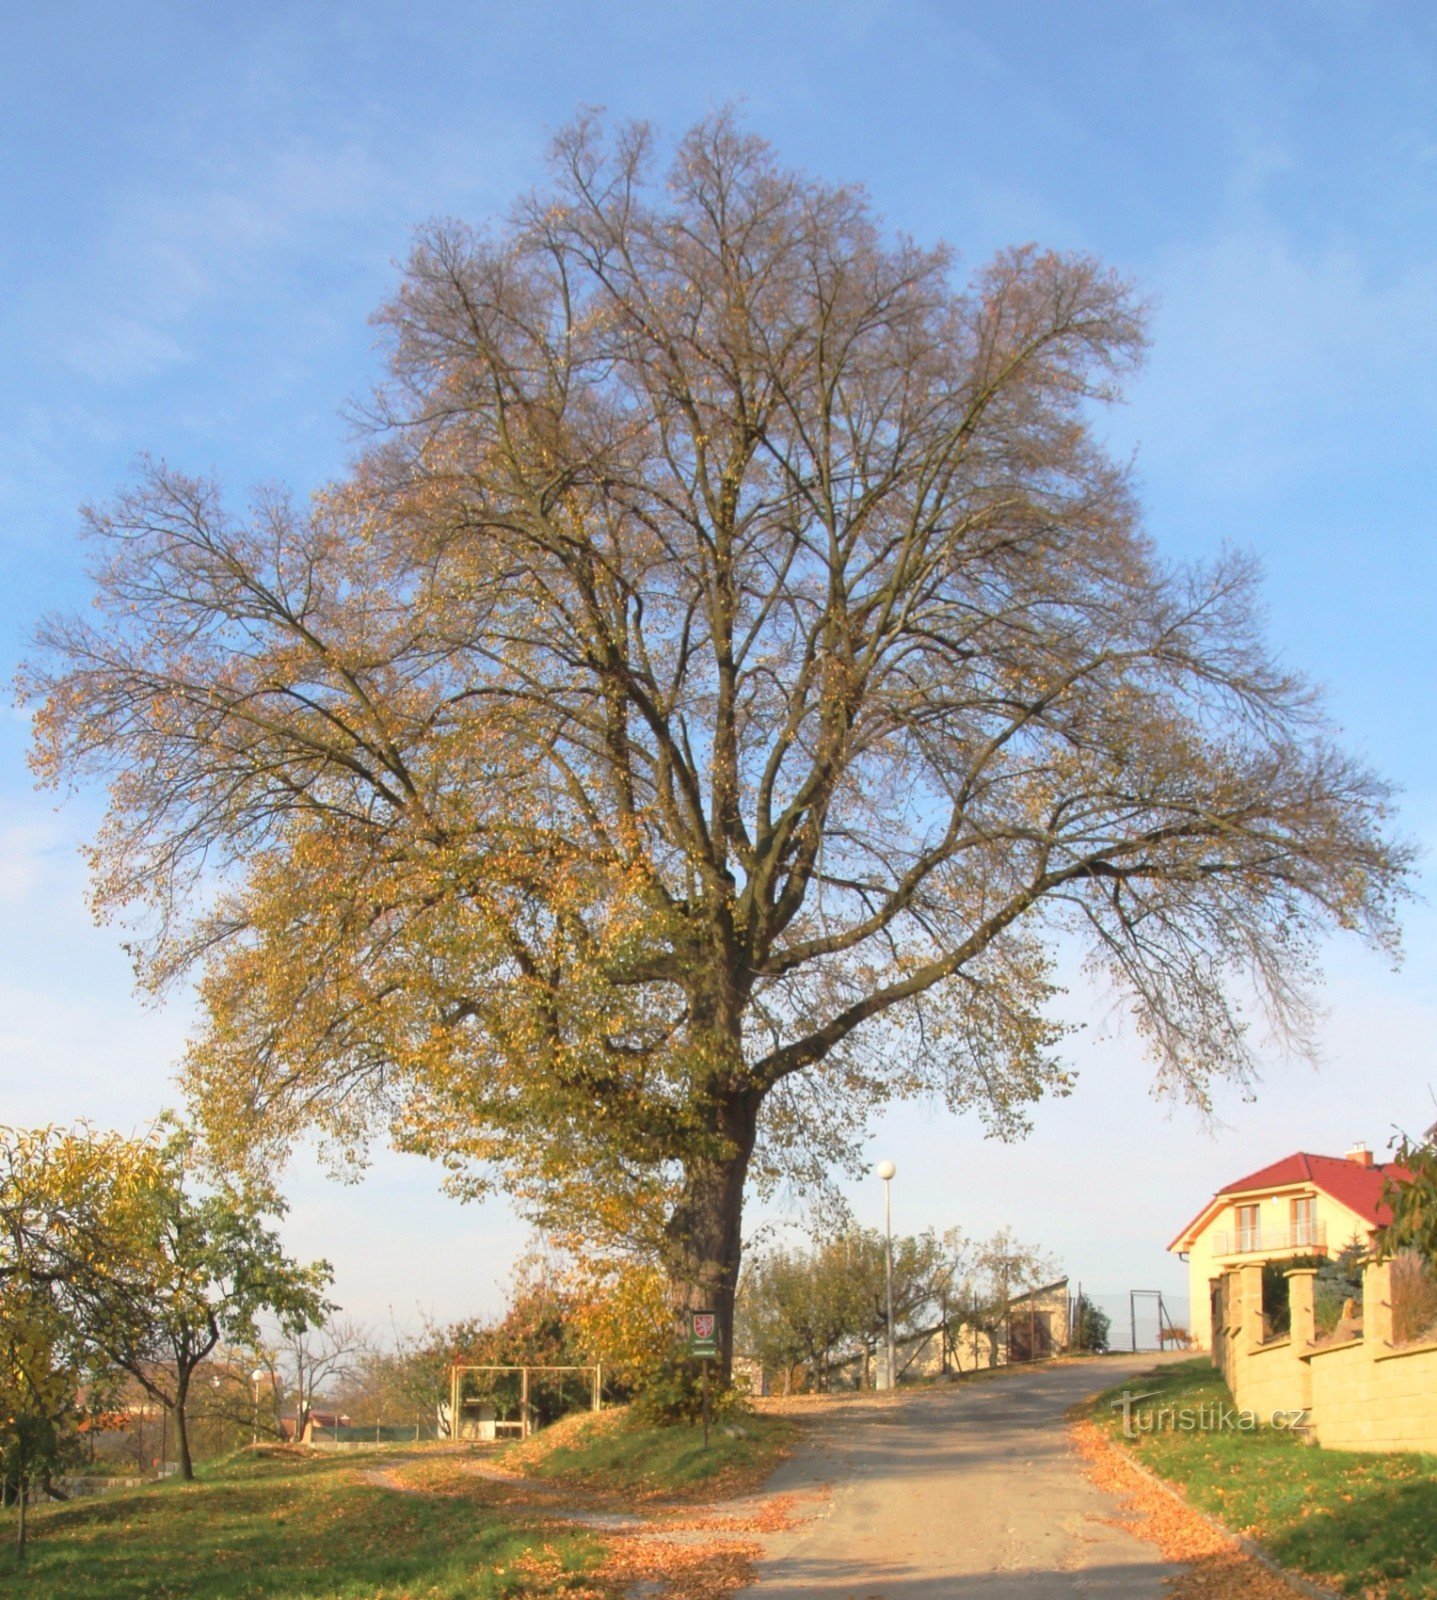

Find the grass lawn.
[
  {"left": 1088, "top": 1358, "right": 1437, "bottom": 1599},
  {"left": 0, "top": 1405, "right": 791, "bottom": 1600},
  {"left": 0, "top": 1446, "right": 605, "bottom": 1599},
  {"left": 517, "top": 1406, "right": 794, "bottom": 1501}
]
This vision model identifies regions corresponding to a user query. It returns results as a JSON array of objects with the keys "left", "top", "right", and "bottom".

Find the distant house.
[
  {"left": 279, "top": 1409, "right": 351, "bottom": 1444},
  {"left": 1168, "top": 1144, "right": 1410, "bottom": 1349},
  {"left": 737, "top": 1276, "right": 1072, "bottom": 1394}
]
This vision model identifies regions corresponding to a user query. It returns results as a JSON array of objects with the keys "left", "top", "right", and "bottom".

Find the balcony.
[{"left": 1211, "top": 1222, "right": 1326, "bottom": 1258}]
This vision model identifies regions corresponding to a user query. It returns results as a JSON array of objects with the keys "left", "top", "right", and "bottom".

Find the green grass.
[
  {"left": 0, "top": 1446, "right": 603, "bottom": 1599},
  {"left": 0, "top": 1407, "right": 794, "bottom": 1596},
  {"left": 516, "top": 1405, "right": 794, "bottom": 1500},
  {"left": 1088, "top": 1358, "right": 1437, "bottom": 1598}
]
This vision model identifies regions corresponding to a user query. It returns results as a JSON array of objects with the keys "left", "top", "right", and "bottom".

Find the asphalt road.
[{"left": 737, "top": 1356, "right": 1187, "bottom": 1599}]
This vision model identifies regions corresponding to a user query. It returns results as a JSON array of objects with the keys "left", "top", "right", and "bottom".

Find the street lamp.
[
  {"left": 251, "top": 1368, "right": 265, "bottom": 1446},
  {"left": 876, "top": 1159, "right": 897, "bottom": 1390}
]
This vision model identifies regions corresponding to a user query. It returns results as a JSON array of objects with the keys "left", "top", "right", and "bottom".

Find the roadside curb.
[{"left": 1104, "top": 1436, "right": 1342, "bottom": 1600}]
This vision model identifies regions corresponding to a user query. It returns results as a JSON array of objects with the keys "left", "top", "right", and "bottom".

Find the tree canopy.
[
  {"left": 1378, "top": 1132, "right": 1437, "bottom": 1262},
  {"left": 23, "top": 112, "right": 1409, "bottom": 1369}
]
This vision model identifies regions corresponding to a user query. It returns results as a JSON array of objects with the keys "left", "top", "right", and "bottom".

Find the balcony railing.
[{"left": 1211, "top": 1222, "right": 1326, "bottom": 1257}]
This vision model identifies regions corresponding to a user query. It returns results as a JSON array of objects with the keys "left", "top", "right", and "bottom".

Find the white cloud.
[
  {"left": 1117, "top": 228, "right": 1437, "bottom": 495},
  {"left": 58, "top": 315, "right": 189, "bottom": 387},
  {"left": 0, "top": 817, "right": 66, "bottom": 906}
]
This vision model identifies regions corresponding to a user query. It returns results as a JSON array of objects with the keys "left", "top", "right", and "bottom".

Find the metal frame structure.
[
  {"left": 448, "top": 1363, "right": 602, "bottom": 1440},
  {"left": 1128, "top": 1289, "right": 1183, "bottom": 1352}
]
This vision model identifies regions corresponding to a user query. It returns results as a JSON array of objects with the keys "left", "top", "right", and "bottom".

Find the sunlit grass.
[
  {"left": 0, "top": 1445, "right": 602, "bottom": 1598},
  {"left": 1088, "top": 1358, "right": 1437, "bottom": 1598},
  {"left": 518, "top": 1404, "right": 794, "bottom": 1500}
]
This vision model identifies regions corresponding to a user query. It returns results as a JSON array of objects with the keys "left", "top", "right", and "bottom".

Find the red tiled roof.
[
  {"left": 1216, "top": 1152, "right": 1411, "bottom": 1226},
  {"left": 1168, "top": 1149, "right": 1413, "bottom": 1251}
]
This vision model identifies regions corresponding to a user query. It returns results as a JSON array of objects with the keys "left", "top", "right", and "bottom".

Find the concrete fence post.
[
  {"left": 1214, "top": 1271, "right": 1236, "bottom": 1383},
  {"left": 1286, "top": 1267, "right": 1318, "bottom": 1348},
  {"left": 1239, "top": 1262, "right": 1265, "bottom": 1349},
  {"left": 1363, "top": 1258, "right": 1394, "bottom": 1348}
]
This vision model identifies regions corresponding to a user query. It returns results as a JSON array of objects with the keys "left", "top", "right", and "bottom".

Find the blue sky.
[{"left": 2, "top": 2, "right": 1435, "bottom": 1335}]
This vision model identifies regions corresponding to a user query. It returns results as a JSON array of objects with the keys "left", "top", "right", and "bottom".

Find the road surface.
[{"left": 737, "top": 1356, "right": 1187, "bottom": 1598}]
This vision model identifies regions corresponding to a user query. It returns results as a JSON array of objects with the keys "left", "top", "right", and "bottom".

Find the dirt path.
[{"left": 733, "top": 1356, "right": 1191, "bottom": 1598}]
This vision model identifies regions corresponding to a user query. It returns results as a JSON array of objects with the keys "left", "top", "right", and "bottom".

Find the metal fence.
[
  {"left": 1082, "top": 1291, "right": 1192, "bottom": 1352},
  {"left": 310, "top": 1421, "right": 443, "bottom": 1447}
]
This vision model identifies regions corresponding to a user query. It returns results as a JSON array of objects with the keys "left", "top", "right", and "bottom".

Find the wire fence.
[
  {"left": 310, "top": 1421, "right": 444, "bottom": 1446},
  {"left": 1082, "top": 1291, "right": 1192, "bottom": 1352}
]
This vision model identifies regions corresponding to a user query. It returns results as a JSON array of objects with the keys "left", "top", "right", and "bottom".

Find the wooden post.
[
  {"left": 593, "top": 1364, "right": 602, "bottom": 1413},
  {"left": 701, "top": 1360, "right": 710, "bottom": 1451},
  {"left": 521, "top": 1367, "right": 530, "bottom": 1439}
]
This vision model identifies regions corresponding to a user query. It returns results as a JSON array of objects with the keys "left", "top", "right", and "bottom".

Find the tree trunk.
[
  {"left": 662, "top": 1085, "right": 761, "bottom": 1385},
  {"left": 173, "top": 1372, "right": 194, "bottom": 1482},
  {"left": 14, "top": 1436, "right": 25, "bottom": 1562}
]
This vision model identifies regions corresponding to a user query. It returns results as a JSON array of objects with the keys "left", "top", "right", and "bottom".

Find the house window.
[
  {"left": 1291, "top": 1195, "right": 1316, "bottom": 1247},
  {"left": 1235, "top": 1203, "right": 1261, "bottom": 1253}
]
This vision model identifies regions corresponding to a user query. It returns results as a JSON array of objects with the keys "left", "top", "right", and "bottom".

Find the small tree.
[
  {"left": 737, "top": 1242, "right": 864, "bottom": 1392},
  {"left": 334, "top": 1328, "right": 447, "bottom": 1434},
  {"left": 940, "top": 1230, "right": 1058, "bottom": 1368},
  {"left": 282, "top": 1314, "right": 371, "bottom": 1432},
  {"left": 566, "top": 1258, "right": 673, "bottom": 1398},
  {"left": 845, "top": 1229, "right": 956, "bottom": 1382},
  {"left": 738, "top": 1225, "right": 975, "bottom": 1388},
  {"left": 1069, "top": 1293, "right": 1111, "bottom": 1353},
  {"left": 0, "top": 1124, "right": 332, "bottom": 1480}
]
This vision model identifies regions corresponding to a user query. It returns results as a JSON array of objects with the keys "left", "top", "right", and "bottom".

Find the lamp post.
[
  {"left": 876, "top": 1159, "right": 897, "bottom": 1390},
  {"left": 251, "top": 1368, "right": 265, "bottom": 1446}
]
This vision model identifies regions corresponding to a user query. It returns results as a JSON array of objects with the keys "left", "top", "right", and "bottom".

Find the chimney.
[{"left": 1345, "top": 1143, "right": 1374, "bottom": 1168}]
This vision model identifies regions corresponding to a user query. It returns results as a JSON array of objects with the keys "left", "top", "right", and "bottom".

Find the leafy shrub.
[
  {"left": 1313, "top": 1243, "right": 1366, "bottom": 1338},
  {"left": 1258, "top": 1256, "right": 1317, "bottom": 1337},
  {"left": 627, "top": 1350, "right": 751, "bottom": 1427},
  {"left": 1070, "top": 1293, "right": 1111, "bottom": 1353}
]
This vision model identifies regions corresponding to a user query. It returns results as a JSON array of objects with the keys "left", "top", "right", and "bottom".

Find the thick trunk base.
[{"left": 662, "top": 1090, "right": 760, "bottom": 1385}]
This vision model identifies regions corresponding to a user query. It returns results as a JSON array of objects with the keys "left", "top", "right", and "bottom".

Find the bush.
[
  {"left": 627, "top": 1350, "right": 751, "bottom": 1427},
  {"left": 1314, "top": 1244, "right": 1366, "bottom": 1338},
  {"left": 1070, "top": 1293, "right": 1111, "bottom": 1353},
  {"left": 1390, "top": 1250, "right": 1437, "bottom": 1345}
]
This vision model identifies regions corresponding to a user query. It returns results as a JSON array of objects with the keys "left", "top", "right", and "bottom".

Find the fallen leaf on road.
[{"left": 1070, "top": 1420, "right": 1321, "bottom": 1599}]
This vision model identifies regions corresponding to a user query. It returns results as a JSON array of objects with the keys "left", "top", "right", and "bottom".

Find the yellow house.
[{"left": 1168, "top": 1144, "right": 1407, "bottom": 1350}]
